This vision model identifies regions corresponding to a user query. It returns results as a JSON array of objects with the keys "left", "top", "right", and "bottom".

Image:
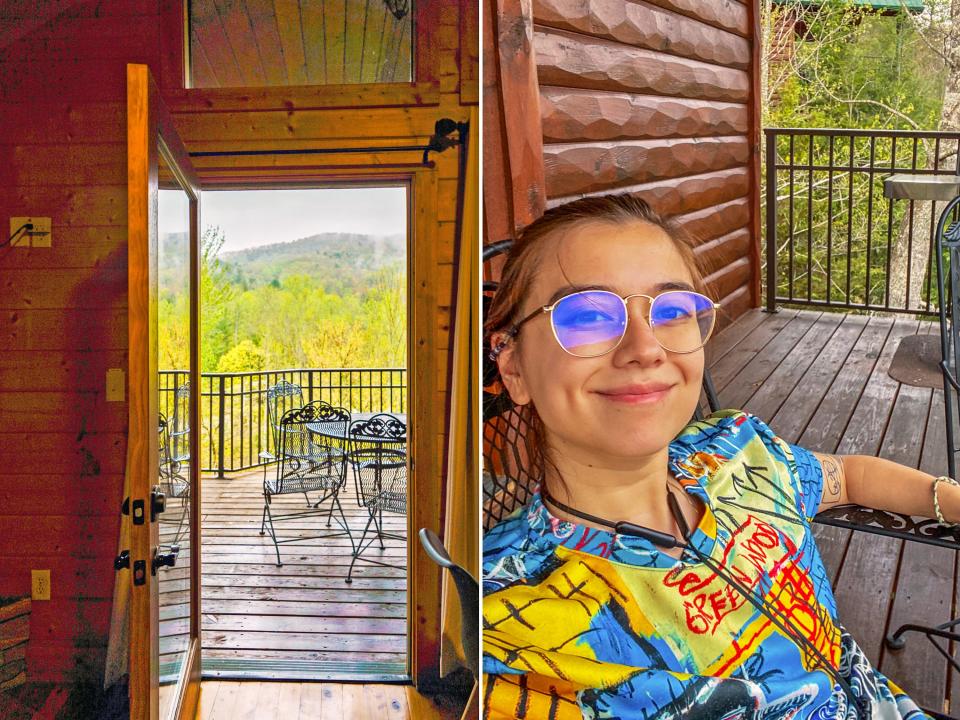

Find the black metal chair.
[
  {"left": 935, "top": 195, "right": 960, "bottom": 481},
  {"left": 158, "top": 411, "right": 189, "bottom": 544},
  {"left": 418, "top": 528, "right": 479, "bottom": 719},
  {"left": 879, "top": 195, "right": 960, "bottom": 702},
  {"left": 168, "top": 381, "right": 190, "bottom": 472},
  {"left": 345, "top": 413, "right": 407, "bottom": 583},
  {"left": 259, "top": 379, "right": 312, "bottom": 505},
  {"left": 259, "top": 401, "right": 352, "bottom": 566}
]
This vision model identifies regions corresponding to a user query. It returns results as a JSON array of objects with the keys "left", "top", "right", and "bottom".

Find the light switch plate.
[
  {"left": 106, "top": 368, "right": 125, "bottom": 402},
  {"left": 31, "top": 569, "right": 50, "bottom": 601},
  {"left": 9, "top": 216, "right": 52, "bottom": 247}
]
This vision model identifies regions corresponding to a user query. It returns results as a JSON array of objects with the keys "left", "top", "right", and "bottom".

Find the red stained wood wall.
[
  {"left": 485, "top": 0, "right": 762, "bottom": 326},
  {"left": 0, "top": 0, "right": 477, "bottom": 688}
]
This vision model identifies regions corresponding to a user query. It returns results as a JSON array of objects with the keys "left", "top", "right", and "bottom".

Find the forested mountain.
[
  {"left": 158, "top": 228, "right": 407, "bottom": 373},
  {"left": 220, "top": 232, "right": 405, "bottom": 295}
]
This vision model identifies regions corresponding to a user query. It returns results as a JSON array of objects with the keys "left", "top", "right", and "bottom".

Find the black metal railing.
[
  {"left": 159, "top": 368, "right": 406, "bottom": 476},
  {"left": 764, "top": 128, "right": 960, "bottom": 315}
]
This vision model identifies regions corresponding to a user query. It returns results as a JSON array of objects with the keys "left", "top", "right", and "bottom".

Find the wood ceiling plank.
[
  {"left": 378, "top": 8, "right": 402, "bottom": 82},
  {"left": 389, "top": 11, "right": 412, "bottom": 82},
  {"left": 361, "top": 2, "right": 389, "bottom": 84},
  {"left": 343, "top": 0, "right": 368, "bottom": 84},
  {"left": 215, "top": 0, "right": 267, "bottom": 86},
  {"left": 299, "top": 1, "right": 327, "bottom": 84},
  {"left": 325, "top": 0, "right": 347, "bottom": 84},
  {"left": 190, "top": 32, "right": 221, "bottom": 88},
  {"left": 243, "top": 0, "right": 288, "bottom": 85},
  {"left": 273, "top": 0, "right": 308, "bottom": 85},
  {"left": 191, "top": 0, "right": 245, "bottom": 87}
]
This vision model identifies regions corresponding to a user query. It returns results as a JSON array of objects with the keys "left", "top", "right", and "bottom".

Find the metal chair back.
[
  {"left": 348, "top": 413, "right": 407, "bottom": 515},
  {"left": 418, "top": 528, "right": 479, "bottom": 679},
  {"left": 169, "top": 381, "right": 190, "bottom": 464},
  {"left": 265, "top": 380, "right": 305, "bottom": 454},
  {"left": 934, "top": 195, "right": 960, "bottom": 478},
  {"left": 274, "top": 401, "right": 351, "bottom": 494}
]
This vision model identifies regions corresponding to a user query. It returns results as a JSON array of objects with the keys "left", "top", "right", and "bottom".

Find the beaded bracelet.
[{"left": 933, "top": 476, "right": 960, "bottom": 525}]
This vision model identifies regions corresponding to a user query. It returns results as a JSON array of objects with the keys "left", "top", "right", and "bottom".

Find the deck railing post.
[
  {"left": 765, "top": 129, "right": 779, "bottom": 313},
  {"left": 217, "top": 374, "right": 226, "bottom": 479}
]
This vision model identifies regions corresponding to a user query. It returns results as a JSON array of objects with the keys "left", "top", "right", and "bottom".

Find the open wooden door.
[{"left": 127, "top": 63, "right": 202, "bottom": 720}]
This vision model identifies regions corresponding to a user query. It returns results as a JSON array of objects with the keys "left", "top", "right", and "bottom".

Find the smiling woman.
[{"left": 480, "top": 194, "right": 952, "bottom": 720}]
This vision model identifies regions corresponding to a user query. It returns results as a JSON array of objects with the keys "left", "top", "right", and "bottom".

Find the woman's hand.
[{"left": 812, "top": 452, "right": 960, "bottom": 523}]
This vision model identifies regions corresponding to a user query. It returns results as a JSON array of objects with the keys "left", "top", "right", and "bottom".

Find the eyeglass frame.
[{"left": 489, "top": 289, "right": 721, "bottom": 360}]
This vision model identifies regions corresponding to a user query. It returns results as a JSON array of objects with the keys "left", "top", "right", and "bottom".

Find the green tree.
[
  {"left": 216, "top": 339, "right": 266, "bottom": 372},
  {"left": 200, "top": 226, "right": 237, "bottom": 371}
]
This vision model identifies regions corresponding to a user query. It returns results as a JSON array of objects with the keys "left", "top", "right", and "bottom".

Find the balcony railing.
[
  {"left": 764, "top": 128, "right": 960, "bottom": 316},
  {"left": 159, "top": 368, "right": 406, "bottom": 477}
]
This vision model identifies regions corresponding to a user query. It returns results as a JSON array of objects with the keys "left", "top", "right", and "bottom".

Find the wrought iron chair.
[
  {"left": 159, "top": 382, "right": 190, "bottom": 545},
  {"left": 158, "top": 411, "right": 189, "bottom": 544},
  {"left": 935, "top": 195, "right": 960, "bottom": 481},
  {"left": 344, "top": 413, "right": 407, "bottom": 583},
  {"left": 879, "top": 194, "right": 960, "bottom": 699},
  {"left": 418, "top": 528, "right": 479, "bottom": 719},
  {"left": 258, "top": 380, "right": 312, "bottom": 505},
  {"left": 259, "top": 401, "right": 353, "bottom": 566},
  {"left": 168, "top": 381, "right": 190, "bottom": 472}
]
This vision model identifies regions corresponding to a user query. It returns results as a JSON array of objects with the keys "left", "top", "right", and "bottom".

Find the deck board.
[
  {"left": 158, "top": 468, "right": 408, "bottom": 678},
  {"left": 711, "top": 308, "right": 955, "bottom": 715}
]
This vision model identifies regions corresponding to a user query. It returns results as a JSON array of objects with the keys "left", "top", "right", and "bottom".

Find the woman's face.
[{"left": 497, "top": 220, "right": 706, "bottom": 470}]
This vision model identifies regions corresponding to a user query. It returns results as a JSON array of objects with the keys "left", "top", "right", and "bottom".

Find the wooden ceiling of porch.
[{"left": 188, "top": 0, "right": 414, "bottom": 88}]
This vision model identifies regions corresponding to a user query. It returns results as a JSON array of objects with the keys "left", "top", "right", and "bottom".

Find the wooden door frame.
[
  {"left": 194, "top": 167, "right": 444, "bottom": 689},
  {"left": 127, "top": 63, "right": 203, "bottom": 720}
]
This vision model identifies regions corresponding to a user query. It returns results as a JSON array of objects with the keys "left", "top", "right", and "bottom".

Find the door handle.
[
  {"left": 150, "top": 485, "right": 166, "bottom": 521},
  {"left": 152, "top": 544, "right": 180, "bottom": 575}
]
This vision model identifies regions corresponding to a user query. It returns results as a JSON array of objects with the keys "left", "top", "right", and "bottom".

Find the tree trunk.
[{"left": 888, "top": 0, "right": 960, "bottom": 311}]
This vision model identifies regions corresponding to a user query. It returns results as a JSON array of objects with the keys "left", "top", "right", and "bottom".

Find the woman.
[{"left": 483, "top": 194, "right": 954, "bottom": 719}]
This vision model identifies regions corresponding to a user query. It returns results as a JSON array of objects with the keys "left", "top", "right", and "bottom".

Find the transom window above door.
[{"left": 188, "top": 0, "right": 414, "bottom": 88}]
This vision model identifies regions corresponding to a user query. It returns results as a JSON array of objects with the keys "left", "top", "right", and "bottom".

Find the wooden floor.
[
  {"left": 709, "top": 307, "right": 957, "bottom": 715},
  {"left": 197, "top": 680, "right": 462, "bottom": 720},
  {"left": 159, "top": 469, "right": 407, "bottom": 679}
]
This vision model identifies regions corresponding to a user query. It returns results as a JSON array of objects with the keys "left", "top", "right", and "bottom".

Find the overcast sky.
[{"left": 160, "top": 187, "right": 407, "bottom": 254}]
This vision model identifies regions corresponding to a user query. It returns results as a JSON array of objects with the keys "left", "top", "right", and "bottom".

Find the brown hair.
[{"left": 485, "top": 193, "right": 709, "bottom": 487}]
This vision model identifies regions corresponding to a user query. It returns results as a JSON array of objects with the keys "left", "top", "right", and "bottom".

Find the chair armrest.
[
  {"left": 941, "top": 360, "right": 960, "bottom": 392},
  {"left": 258, "top": 451, "right": 276, "bottom": 462}
]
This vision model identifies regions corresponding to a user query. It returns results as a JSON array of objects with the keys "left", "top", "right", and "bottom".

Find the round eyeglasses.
[{"left": 490, "top": 289, "right": 720, "bottom": 359}]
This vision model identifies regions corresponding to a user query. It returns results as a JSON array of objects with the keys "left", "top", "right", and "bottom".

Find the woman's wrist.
[{"left": 933, "top": 476, "right": 960, "bottom": 525}]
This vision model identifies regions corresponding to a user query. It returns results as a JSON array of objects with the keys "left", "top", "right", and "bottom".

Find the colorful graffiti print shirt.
[{"left": 482, "top": 411, "right": 928, "bottom": 720}]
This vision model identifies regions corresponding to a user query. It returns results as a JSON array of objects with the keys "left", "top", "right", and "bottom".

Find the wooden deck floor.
[
  {"left": 709, "top": 307, "right": 957, "bottom": 715},
  {"left": 197, "top": 680, "right": 462, "bottom": 720},
  {"left": 159, "top": 469, "right": 407, "bottom": 680}
]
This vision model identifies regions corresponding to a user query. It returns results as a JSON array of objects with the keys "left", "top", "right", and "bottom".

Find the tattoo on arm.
[{"left": 820, "top": 455, "right": 844, "bottom": 506}]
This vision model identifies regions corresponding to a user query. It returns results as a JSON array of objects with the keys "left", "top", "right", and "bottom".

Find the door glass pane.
[
  {"left": 157, "top": 145, "right": 193, "bottom": 718},
  {"left": 188, "top": 0, "right": 414, "bottom": 88}
]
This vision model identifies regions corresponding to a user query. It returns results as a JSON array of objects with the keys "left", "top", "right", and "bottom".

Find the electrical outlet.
[
  {"left": 106, "top": 368, "right": 125, "bottom": 402},
  {"left": 9, "top": 217, "right": 52, "bottom": 247},
  {"left": 31, "top": 570, "right": 50, "bottom": 600}
]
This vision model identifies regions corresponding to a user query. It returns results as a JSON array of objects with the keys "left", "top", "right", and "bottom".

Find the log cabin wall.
[
  {"left": 485, "top": 0, "right": 762, "bottom": 327},
  {"left": 0, "top": 0, "right": 476, "bottom": 693}
]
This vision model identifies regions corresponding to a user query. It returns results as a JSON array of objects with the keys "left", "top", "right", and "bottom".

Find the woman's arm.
[{"left": 813, "top": 452, "right": 960, "bottom": 521}]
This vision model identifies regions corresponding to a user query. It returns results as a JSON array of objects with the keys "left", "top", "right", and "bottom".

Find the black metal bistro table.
[{"left": 306, "top": 413, "right": 407, "bottom": 453}]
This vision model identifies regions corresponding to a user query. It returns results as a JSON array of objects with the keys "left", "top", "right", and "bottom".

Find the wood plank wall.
[
  {"left": 0, "top": 0, "right": 161, "bottom": 688},
  {"left": 485, "top": 0, "right": 762, "bottom": 326},
  {"left": 0, "top": 0, "right": 477, "bottom": 692}
]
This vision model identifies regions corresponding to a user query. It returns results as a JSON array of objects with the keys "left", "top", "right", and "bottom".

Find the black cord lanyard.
[{"left": 539, "top": 485, "right": 868, "bottom": 715}]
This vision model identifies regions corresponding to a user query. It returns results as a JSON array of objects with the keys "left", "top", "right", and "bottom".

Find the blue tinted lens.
[
  {"left": 650, "top": 291, "right": 714, "bottom": 351},
  {"left": 551, "top": 291, "right": 626, "bottom": 356}
]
